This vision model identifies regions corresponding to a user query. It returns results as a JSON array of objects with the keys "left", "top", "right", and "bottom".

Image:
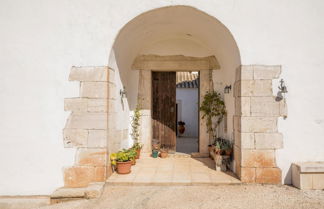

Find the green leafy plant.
[
  {"left": 131, "top": 105, "right": 143, "bottom": 149},
  {"left": 199, "top": 90, "right": 226, "bottom": 139},
  {"left": 127, "top": 148, "right": 137, "bottom": 160},
  {"left": 116, "top": 150, "right": 131, "bottom": 162}
]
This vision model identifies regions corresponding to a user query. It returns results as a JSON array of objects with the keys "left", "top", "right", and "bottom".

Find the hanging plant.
[{"left": 199, "top": 90, "right": 226, "bottom": 139}]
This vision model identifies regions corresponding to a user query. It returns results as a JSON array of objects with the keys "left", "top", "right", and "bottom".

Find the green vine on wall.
[
  {"left": 199, "top": 90, "right": 226, "bottom": 139},
  {"left": 131, "top": 105, "right": 141, "bottom": 145}
]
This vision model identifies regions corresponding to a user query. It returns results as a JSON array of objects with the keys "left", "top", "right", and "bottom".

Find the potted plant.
[
  {"left": 128, "top": 148, "right": 137, "bottom": 165},
  {"left": 152, "top": 144, "right": 159, "bottom": 158},
  {"left": 199, "top": 91, "right": 226, "bottom": 147},
  {"left": 131, "top": 105, "right": 142, "bottom": 159},
  {"left": 222, "top": 139, "right": 233, "bottom": 157},
  {"left": 178, "top": 121, "right": 186, "bottom": 134},
  {"left": 115, "top": 150, "right": 132, "bottom": 174},
  {"left": 160, "top": 146, "right": 169, "bottom": 158},
  {"left": 132, "top": 142, "right": 143, "bottom": 159}
]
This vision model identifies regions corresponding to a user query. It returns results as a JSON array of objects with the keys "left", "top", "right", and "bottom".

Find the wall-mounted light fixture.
[
  {"left": 224, "top": 85, "right": 232, "bottom": 94},
  {"left": 275, "top": 79, "right": 288, "bottom": 101},
  {"left": 120, "top": 86, "right": 127, "bottom": 99}
]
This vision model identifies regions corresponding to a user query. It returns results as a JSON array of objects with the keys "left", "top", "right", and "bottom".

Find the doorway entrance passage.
[{"left": 152, "top": 71, "right": 199, "bottom": 154}]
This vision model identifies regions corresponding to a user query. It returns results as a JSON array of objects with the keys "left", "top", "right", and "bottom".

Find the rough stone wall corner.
[{"left": 234, "top": 65, "right": 284, "bottom": 184}]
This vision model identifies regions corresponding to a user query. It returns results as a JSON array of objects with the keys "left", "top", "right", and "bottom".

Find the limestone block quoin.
[
  {"left": 65, "top": 113, "right": 108, "bottom": 130},
  {"left": 234, "top": 131, "right": 254, "bottom": 149},
  {"left": 241, "top": 149, "right": 276, "bottom": 168},
  {"left": 64, "top": 166, "right": 95, "bottom": 188},
  {"left": 63, "top": 129, "right": 88, "bottom": 148},
  {"left": 256, "top": 167, "right": 281, "bottom": 184},
  {"left": 234, "top": 65, "right": 284, "bottom": 184},
  {"left": 80, "top": 82, "right": 108, "bottom": 98},
  {"left": 234, "top": 116, "right": 278, "bottom": 133},
  {"left": 255, "top": 133, "right": 283, "bottom": 149},
  {"left": 235, "top": 65, "right": 281, "bottom": 81},
  {"left": 69, "top": 66, "right": 108, "bottom": 82},
  {"left": 76, "top": 148, "right": 107, "bottom": 166}
]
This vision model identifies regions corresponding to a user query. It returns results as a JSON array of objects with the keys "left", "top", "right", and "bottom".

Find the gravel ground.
[{"left": 37, "top": 185, "right": 324, "bottom": 209}]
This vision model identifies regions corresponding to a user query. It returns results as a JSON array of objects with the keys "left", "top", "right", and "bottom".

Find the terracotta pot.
[
  {"left": 135, "top": 149, "right": 141, "bottom": 159},
  {"left": 116, "top": 161, "right": 132, "bottom": 174},
  {"left": 160, "top": 151, "right": 168, "bottom": 158},
  {"left": 131, "top": 158, "right": 136, "bottom": 165},
  {"left": 225, "top": 149, "right": 232, "bottom": 156},
  {"left": 178, "top": 125, "right": 185, "bottom": 134},
  {"left": 215, "top": 148, "right": 222, "bottom": 155}
]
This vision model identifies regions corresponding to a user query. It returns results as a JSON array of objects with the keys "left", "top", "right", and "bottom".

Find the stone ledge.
[
  {"left": 293, "top": 162, "right": 324, "bottom": 173},
  {"left": 50, "top": 182, "right": 105, "bottom": 204},
  {"left": 292, "top": 162, "right": 324, "bottom": 190}
]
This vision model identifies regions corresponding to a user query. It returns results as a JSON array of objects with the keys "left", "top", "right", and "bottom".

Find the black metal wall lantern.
[
  {"left": 275, "top": 79, "right": 288, "bottom": 101},
  {"left": 224, "top": 85, "right": 232, "bottom": 94}
]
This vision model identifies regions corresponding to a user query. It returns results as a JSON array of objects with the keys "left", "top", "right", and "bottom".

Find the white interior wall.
[
  {"left": 0, "top": 0, "right": 323, "bottom": 195},
  {"left": 176, "top": 88, "right": 199, "bottom": 138}
]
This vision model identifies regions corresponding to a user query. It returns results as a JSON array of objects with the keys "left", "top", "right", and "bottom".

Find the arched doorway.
[
  {"left": 62, "top": 6, "right": 284, "bottom": 190},
  {"left": 108, "top": 5, "right": 241, "bottom": 172}
]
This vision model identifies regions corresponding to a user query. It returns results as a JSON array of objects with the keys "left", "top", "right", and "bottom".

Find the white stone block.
[
  {"left": 64, "top": 98, "right": 87, "bottom": 112},
  {"left": 253, "top": 65, "right": 281, "bottom": 80},
  {"left": 87, "top": 99, "right": 108, "bottom": 112},
  {"left": 251, "top": 97, "right": 280, "bottom": 116},
  {"left": 240, "top": 80, "right": 273, "bottom": 96},
  {"left": 69, "top": 66, "right": 108, "bottom": 81},
  {"left": 63, "top": 129, "right": 88, "bottom": 148},
  {"left": 235, "top": 97, "right": 250, "bottom": 116},
  {"left": 65, "top": 113, "right": 108, "bottom": 129},
  {"left": 80, "top": 82, "right": 108, "bottom": 98},
  {"left": 235, "top": 116, "right": 278, "bottom": 133},
  {"left": 255, "top": 133, "right": 283, "bottom": 149},
  {"left": 88, "top": 130, "right": 107, "bottom": 148},
  {"left": 234, "top": 131, "right": 254, "bottom": 149},
  {"left": 236, "top": 65, "right": 253, "bottom": 81}
]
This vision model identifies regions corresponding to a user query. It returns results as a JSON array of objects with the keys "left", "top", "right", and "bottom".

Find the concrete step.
[{"left": 50, "top": 182, "right": 104, "bottom": 204}]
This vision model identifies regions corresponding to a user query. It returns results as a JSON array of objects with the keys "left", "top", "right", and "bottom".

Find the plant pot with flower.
[
  {"left": 128, "top": 148, "right": 137, "bottom": 165},
  {"left": 115, "top": 150, "right": 132, "bottom": 174},
  {"left": 160, "top": 146, "right": 169, "bottom": 158},
  {"left": 178, "top": 121, "right": 186, "bottom": 134}
]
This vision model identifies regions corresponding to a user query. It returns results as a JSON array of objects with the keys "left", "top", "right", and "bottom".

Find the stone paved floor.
[{"left": 106, "top": 156, "right": 240, "bottom": 185}]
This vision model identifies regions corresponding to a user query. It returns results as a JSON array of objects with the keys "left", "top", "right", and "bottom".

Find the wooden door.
[{"left": 152, "top": 72, "right": 176, "bottom": 152}]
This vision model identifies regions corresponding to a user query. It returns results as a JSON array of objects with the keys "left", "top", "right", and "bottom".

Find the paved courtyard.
[
  {"left": 107, "top": 156, "right": 239, "bottom": 185},
  {"left": 35, "top": 184, "right": 324, "bottom": 209}
]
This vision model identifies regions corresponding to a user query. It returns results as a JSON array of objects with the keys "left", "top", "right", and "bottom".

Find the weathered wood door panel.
[{"left": 152, "top": 72, "right": 176, "bottom": 152}]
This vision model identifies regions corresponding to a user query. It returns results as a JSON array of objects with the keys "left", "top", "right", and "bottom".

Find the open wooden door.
[{"left": 152, "top": 72, "right": 176, "bottom": 152}]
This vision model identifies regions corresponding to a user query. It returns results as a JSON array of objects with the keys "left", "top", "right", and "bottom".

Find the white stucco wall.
[
  {"left": 176, "top": 88, "right": 199, "bottom": 138},
  {"left": 0, "top": 0, "right": 324, "bottom": 195}
]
